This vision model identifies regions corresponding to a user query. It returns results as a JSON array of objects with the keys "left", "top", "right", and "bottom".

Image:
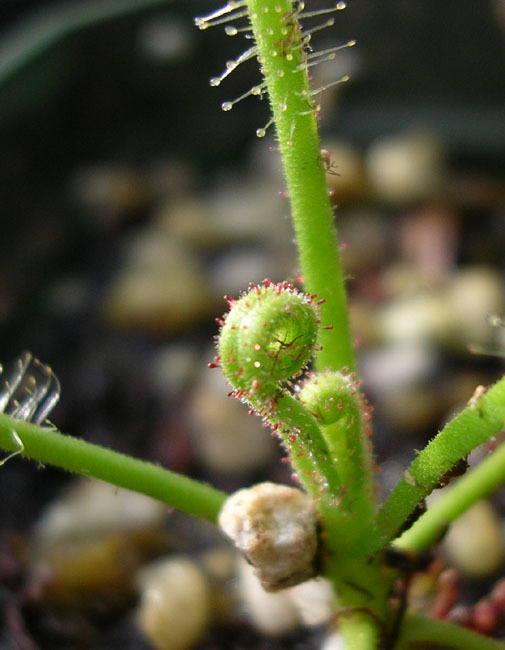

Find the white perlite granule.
[{"left": 218, "top": 482, "right": 318, "bottom": 591}]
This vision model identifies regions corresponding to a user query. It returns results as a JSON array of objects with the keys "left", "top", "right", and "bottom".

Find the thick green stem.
[
  {"left": 396, "top": 614, "right": 505, "bottom": 650},
  {"left": 246, "top": 0, "right": 355, "bottom": 373},
  {"left": 363, "top": 375, "right": 505, "bottom": 554},
  {"left": 395, "top": 439, "right": 505, "bottom": 551},
  {"left": 324, "top": 553, "right": 390, "bottom": 650},
  {"left": 338, "top": 610, "right": 382, "bottom": 650},
  {"left": 299, "top": 372, "right": 379, "bottom": 548},
  {"left": 0, "top": 413, "right": 226, "bottom": 523},
  {"left": 274, "top": 393, "right": 343, "bottom": 502},
  {"left": 243, "top": 6, "right": 386, "bottom": 647}
]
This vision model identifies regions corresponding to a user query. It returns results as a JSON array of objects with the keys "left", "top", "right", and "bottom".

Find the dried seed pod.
[{"left": 218, "top": 482, "right": 318, "bottom": 591}]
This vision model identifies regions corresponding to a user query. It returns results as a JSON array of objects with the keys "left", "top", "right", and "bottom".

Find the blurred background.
[{"left": 1, "top": 1, "right": 505, "bottom": 648}]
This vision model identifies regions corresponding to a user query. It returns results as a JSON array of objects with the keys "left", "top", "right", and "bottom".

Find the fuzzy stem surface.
[
  {"left": 0, "top": 413, "right": 226, "bottom": 523},
  {"left": 244, "top": 4, "right": 386, "bottom": 646},
  {"left": 396, "top": 438, "right": 505, "bottom": 551},
  {"left": 246, "top": 0, "right": 354, "bottom": 373},
  {"left": 367, "top": 375, "right": 505, "bottom": 554}
]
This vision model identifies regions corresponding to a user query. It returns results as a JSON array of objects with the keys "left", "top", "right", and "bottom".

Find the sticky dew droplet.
[
  {"left": 194, "top": 2, "right": 249, "bottom": 31},
  {"left": 310, "top": 75, "right": 350, "bottom": 96},
  {"left": 225, "top": 25, "right": 238, "bottom": 35},
  {"left": 208, "top": 45, "right": 258, "bottom": 88},
  {"left": 304, "top": 41, "right": 356, "bottom": 67},
  {"left": 299, "top": 2, "right": 346, "bottom": 19},
  {"left": 302, "top": 18, "right": 335, "bottom": 40},
  {"left": 221, "top": 84, "right": 266, "bottom": 112}
]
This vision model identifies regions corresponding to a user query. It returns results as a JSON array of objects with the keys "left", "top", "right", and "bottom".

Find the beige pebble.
[
  {"left": 29, "top": 528, "right": 170, "bottom": 607},
  {"left": 103, "top": 234, "right": 215, "bottom": 332},
  {"left": 137, "top": 557, "right": 210, "bottom": 650},
  {"left": 150, "top": 344, "right": 198, "bottom": 399},
  {"left": 159, "top": 178, "right": 290, "bottom": 248},
  {"left": 366, "top": 131, "right": 446, "bottom": 204},
  {"left": 380, "top": 264, "right": 436, "bottom": 300},
  {"left": 70, "top": 165, "right": 147, "bottom": 221},
  {"left": 188, "top": 365, "right": 275, "bottom": 475},
  {"left": 200, "top": 547, "right": 238, "bottom": 622},
  {"left": 377, "top": 291, "right": 453, "bottom": 346},
  {"left": 442, "top": 500, "right": 505, "bottom": 578},
  {"left": 219, "top": 482, "right": 318, "bottom": 591},
  {"left": 33, "top": 479, "right": 166, "bottom": 550},
  {"left": 156, "top": 199, "right": 222, "bottom": 250},
  {"left": 446, "top": 267, "right": 504, "bottom": 350}
]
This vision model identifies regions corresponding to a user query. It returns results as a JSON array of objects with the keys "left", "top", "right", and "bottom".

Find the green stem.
[
  {"left": 338, "top": 610, "right": 382, "bottom": 650},
  {"left": 396, "top": 614, "right": 505, "bottom": 650},
  {"left": 0, "top": 413, "right": 226, "bottom": 523},
  {"left": 274, "top": 393, "right": 343, "bottom": 502},
  {"left": 246, "top": 0, "right": 355, "bottom": 373},
  {"left": 324, "top": 553, "right": 390, "bottom": 650},
  {"left": 395, "top": 439, "right": 505, "bottom": 551},
  {"left": 365, "top": 375, "right": 505, "bottom": 554},
  {"left": 242, "top": 8, "right": 385, "bottom": 645}
]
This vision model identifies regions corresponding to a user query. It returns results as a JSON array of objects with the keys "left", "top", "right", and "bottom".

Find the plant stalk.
[
  {"left": 244, "top": 3, "right": 386, "bottom": 646},
  {"left": 0, "top": 413, "right": 226, "bottom": 523},
  {"left": 367, "top": 375, "right": 505, "bottom": 554},
  {"left": 395, "top": 438, "right": 505, "bottom": 551},
  {"left": 246, "top": 0, "right": 355, "bottom": 374},
  {"left": 396, "top": 614, "right": 505, "bottom": 650}
]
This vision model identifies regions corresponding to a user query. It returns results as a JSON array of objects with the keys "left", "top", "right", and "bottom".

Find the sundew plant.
[{"left": 2, "top": 2, "right": 505, "bottom": 649}]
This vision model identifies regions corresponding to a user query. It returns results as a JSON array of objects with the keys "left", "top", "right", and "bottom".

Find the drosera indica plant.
[{"left": 3, "top": 1, "right": 505, "bottom": 649}]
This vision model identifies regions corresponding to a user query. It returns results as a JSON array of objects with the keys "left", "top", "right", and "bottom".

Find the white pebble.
[
  {"left": 286, "top": 577, "right": 334, "bottom": 626},
  {"left": 237, "top": 557, "right": 299, "bottom": 635},
  {"left": 219, "top": 482, "right": 318, "bottom": 591},
  {"left": 360, "top": 343, "right": 438, "bottom": 395},
  {"left": 442, "top": 500, "right": 505, "bottom": 578},
  {"left": 320, "top": 630, "right": 345, "bottom": 650},
  {"left": 188, "top": 366, "right": 275, "bottom": 475}
]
